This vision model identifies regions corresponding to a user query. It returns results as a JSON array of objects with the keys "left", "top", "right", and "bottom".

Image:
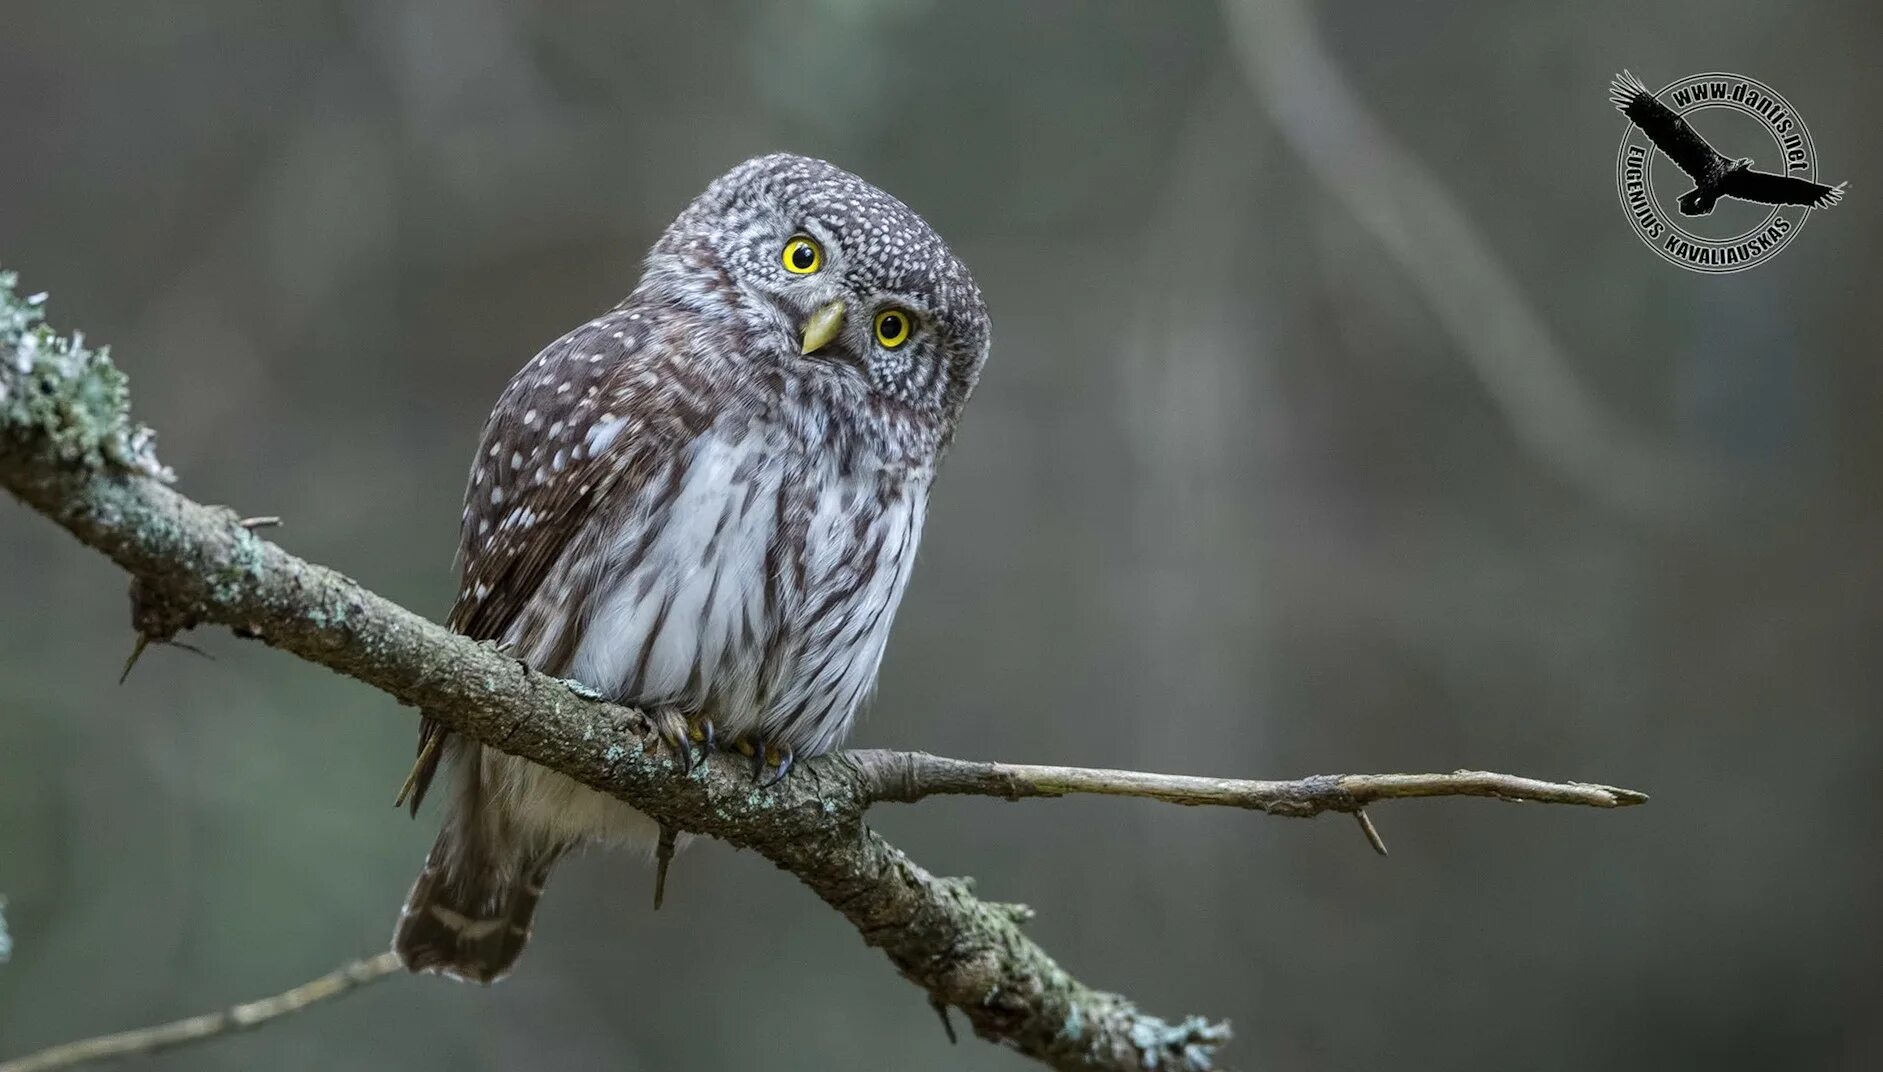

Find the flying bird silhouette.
[{"left": 1610, "top": 71, "right": 1847, "bottom": 216}]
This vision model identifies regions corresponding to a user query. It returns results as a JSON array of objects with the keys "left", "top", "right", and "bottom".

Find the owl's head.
[{"left": 647, "top": 153, "right": 989, "bottom": 435}]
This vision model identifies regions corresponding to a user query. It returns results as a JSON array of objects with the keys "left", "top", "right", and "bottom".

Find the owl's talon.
[
  {"left": 651, "top": 709, "right": 698, "bottom": 770},
  {"left": 657, "top": 713, "right": 719, "bottom": 772},
  {"left": 687, "top": 715, "right": 717, "bottom": 758},
  {"left": 756, "top": 744, "right": 795, "bottom": 789}
]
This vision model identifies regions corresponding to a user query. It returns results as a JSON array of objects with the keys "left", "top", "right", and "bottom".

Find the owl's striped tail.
[{"left": 394, "top": 809, "right": 562, "bottom": 984}]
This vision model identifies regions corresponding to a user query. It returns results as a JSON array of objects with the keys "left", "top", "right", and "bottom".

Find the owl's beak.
[{"left": 800, "top": 299, "right": 846, "bottom": 356}]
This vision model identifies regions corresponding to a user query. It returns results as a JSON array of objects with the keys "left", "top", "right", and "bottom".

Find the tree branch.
[
  {"left": 851, "top": 751, "right": 1646, "bottom": 812},
  {"left": 0, "top": 271, "right": 1645, "bottom": 1071},
  {"left": 0, "top": 955, "right": 402, "bottom": 1072}
]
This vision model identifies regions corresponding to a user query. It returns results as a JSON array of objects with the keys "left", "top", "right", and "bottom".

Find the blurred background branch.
[
  {"left": 0, "top": 954, "right": 402, "bottom": 1072},
  {"left": 1225, "top": 0, "right": 1721, "bottom": 521}
]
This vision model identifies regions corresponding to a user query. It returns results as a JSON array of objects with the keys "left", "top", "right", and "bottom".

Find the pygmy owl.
[{"left": 392, "top": 153, "right": 990, "bottom": 982}]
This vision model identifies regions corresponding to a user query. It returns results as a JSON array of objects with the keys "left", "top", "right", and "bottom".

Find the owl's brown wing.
[{"left": 398, "top": 302, "right": 718, "bottom": 813}]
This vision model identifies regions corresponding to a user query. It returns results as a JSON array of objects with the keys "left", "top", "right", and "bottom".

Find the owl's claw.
[
  {"left": 688, "top": 715, "right": 716, "bottom": 758},
  {"left": 755, "top": 744, "right": 795, "bottom": 789},
  {"left": 664, "top": 724, "right": 792, "bottom": 785},
  {"left": 730, "top": 736, "right": 795, "bottom": 787},
  {"left": 652, "top": 710, "right": 714, "bottom": 772}
]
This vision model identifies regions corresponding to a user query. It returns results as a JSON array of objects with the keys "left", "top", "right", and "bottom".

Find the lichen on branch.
[{"left": 0, "top": 270, "right": 171, "bottom": 481}]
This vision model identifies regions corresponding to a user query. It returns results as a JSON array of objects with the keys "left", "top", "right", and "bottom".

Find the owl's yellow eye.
[
  {"left": 781, "top": 235, "right": 823, "bottom": 275},
  {"left": 873, "top": 308, "right": 914, "bottom": 349}
]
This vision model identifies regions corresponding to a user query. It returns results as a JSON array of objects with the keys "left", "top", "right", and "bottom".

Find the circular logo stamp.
[{"left": 1611, "top": 70, "right": 1846, "bottom": 273}]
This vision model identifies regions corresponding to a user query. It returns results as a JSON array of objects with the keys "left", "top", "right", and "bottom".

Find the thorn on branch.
[
  {"left": 653, "top": 823, "right": 678, "bottom": 910},
  {"left": 125, "top": 573, "right": 202, "bottom": 642},
  {"left": 393, "top": 732, "right": 445, "bottom": 811},
  {"left": 119, "top": 576, "right": 215, "bottom": 683},
  {"left": 117, "top": 634, "right": 150, "bottom": 685},
  {"left": 1353, "top": 809, "right": 1388, "bottom": 857},
  {"left": 117, "top": 634, "right": 212, "bottom": 683},
  {"left": 238, "top": 516, "right": 281, "bottom": 530},
  {"left": 929, "top": 996, "right": 958, "bottom": 1045}
]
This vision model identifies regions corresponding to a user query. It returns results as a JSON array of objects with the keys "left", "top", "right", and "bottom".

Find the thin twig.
[
  {"left": 853, "top": 752, "right": 1647, "bottom": 814},
  {"left": 0, "top": 953, "right": 402, "bottom": 1072}
]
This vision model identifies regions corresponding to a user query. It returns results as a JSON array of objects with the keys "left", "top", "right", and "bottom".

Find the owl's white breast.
[
  {"left": 569, "top": 426, "right": 927, "bottom": 745},
  {"left": 568, "top": 430, "right": 774, "bottom": 718},
  {"left": 758, "top": 462, "right": 927, "bottom": 755}
]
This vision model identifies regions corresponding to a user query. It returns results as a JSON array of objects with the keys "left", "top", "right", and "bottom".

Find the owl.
[{"left": 391, "top": 153, "right": 990, "bottom": 983}]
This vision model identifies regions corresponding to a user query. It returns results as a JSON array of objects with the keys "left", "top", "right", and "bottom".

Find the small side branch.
[
  {"left": 852, "top": 752, "right": 1647, "bottom": 815},
  {"left": 0, "top": 953, "right": 402, "bottom": 1072}
]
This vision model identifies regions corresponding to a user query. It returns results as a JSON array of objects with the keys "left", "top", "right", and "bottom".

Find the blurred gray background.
[{"left": 2, "top": 2, "right": 1878, "bottom": 1069}]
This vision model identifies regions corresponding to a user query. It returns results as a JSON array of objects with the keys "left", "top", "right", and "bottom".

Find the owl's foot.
[
  {"left": 759, "top": 745, "right": 795, "bottom": 788},
  {"left": 733, "top": 737, "right": 796, "bottom": 788},
  {"left": 658, "top": 713, "right": 791, "bottom": 786},
  {"left": 687, "top": 714, "right": 716, "bottom": 761},
  {"left": 651, "top": 710, "right": 715, "bottom": 773}
]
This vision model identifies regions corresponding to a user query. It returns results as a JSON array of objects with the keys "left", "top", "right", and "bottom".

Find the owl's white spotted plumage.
[{"left": 393, "top": 153, "right": 989, "bottom": 983}]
